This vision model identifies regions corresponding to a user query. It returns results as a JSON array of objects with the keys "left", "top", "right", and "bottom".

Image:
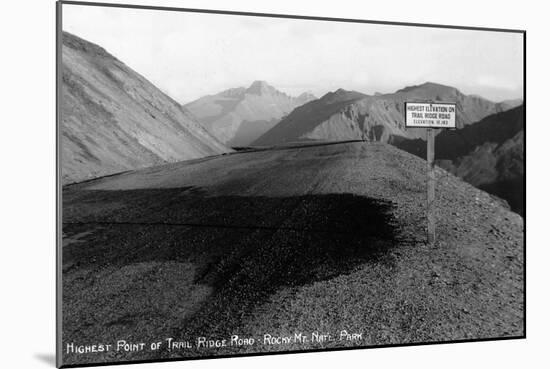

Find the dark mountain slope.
[
  {"left": 252, "top": 89, "right": 368, "bottom": 145},
  {"left": 393, "top": 105, "right": 525, "bottom": 215},
  {"left": 393, "top": 105, "right": 524, "bottom": 158}
]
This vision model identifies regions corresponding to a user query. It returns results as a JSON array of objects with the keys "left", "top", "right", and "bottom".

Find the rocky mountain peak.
[
  {"left": 63, "top": 31, "right": 112, "bottom": 59},
  {"left": 320, "top": 88, "right": 366, "bottom": 104},
  {"left": 246, "top": 80, "right": 278, "bottom": 95},
  {"left": 296, "top": 91, "right": 316, "bottom": 102},
  {"left": 396, "top": 81, "right": 459, "bottom": 97}
]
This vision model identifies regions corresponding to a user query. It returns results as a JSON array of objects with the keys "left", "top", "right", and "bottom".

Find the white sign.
[{"left": 405, "top": 102, "right": 456, "bottom": 128}]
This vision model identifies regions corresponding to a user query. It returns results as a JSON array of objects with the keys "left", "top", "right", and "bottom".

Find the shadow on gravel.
[{"left": 63, "top": 188, "right": 399, "bottom": 349}]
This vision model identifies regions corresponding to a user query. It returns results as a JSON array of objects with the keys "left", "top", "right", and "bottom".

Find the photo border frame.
[{"left": 55, "top": 1, "right": 527, "bottom": 367}]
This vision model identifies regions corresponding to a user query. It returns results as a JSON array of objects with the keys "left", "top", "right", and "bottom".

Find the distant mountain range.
[
  {"left": 253, "top": 82, "right": 519, "bottom": 146},
  {"left": 185, "top": 81, "right": 316, "bottom": 146},
  {"left": 248, "top": 83, "right": 524, "bottom": 215},
  {"left": 61, "top": 32, "right": 230, "bottom": 184},
  {"left": 60, "top": 32, "right": 524, "bottom": 214}
]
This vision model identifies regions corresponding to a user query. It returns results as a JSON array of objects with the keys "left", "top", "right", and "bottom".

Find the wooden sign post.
[
  {"left": 426, "top": 127, "right": 436, "bottom": 244},
  {"left": 405, "top": 102, "right": 456, "bottom": 244}
]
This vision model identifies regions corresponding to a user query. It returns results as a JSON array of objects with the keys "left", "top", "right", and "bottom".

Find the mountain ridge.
[
  {"left": 185, "top": 80, "right": 316, "bottom": 146},
  {"left": 253, "top": 82, "right": 515, "bottom": 146},
  {"left": 61, "top": 32, "right": 230, "bottom": 185}
]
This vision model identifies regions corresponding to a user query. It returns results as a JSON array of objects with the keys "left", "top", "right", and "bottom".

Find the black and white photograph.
[{"left": 56, "top": 1, "right": 525, "bottom": 367}]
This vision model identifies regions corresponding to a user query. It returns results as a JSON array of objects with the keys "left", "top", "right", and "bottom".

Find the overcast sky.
[{"left": 62, "top": 4, "right": 524, "bottom": 104}]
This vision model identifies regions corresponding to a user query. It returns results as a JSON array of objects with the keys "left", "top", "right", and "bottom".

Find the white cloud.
[{"left": 62, "top": 4, "right": 524, "bottom": 103}]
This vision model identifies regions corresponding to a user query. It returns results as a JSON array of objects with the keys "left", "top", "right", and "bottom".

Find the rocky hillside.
[
  {"left": 62, "top": 141, "right": 523, "bottom": 365},
  {"left": 253, "top": 82, "right": 514, "bottom": 146},
  {"left": 61, "top": 32, "right": 229, "bottom": 185},
  {"left": 185, "top": 81, "right": 316, "bottom": 146},
  {"left": 394, "top": 106, "right": 525, "bottom": 215}
]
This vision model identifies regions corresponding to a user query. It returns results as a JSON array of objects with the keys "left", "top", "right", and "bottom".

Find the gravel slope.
[{"left": 61, "top": 142, "right": 524, "bottom": 365}]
